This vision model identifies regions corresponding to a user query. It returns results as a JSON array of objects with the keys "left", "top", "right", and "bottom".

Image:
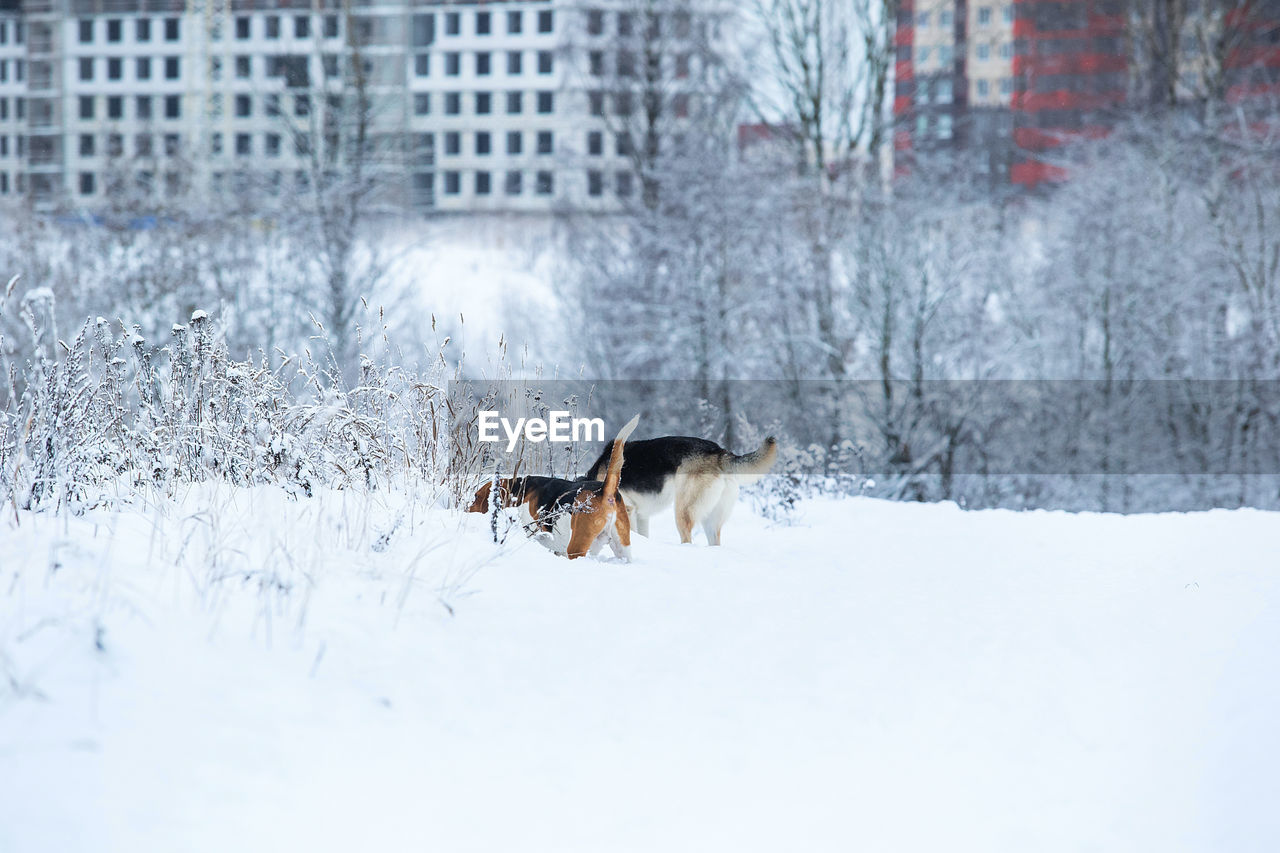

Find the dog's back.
[{"left": 586, "top": 434, "right": 777, "bottom": 544}]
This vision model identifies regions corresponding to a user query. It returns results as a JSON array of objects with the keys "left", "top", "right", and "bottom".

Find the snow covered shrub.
[{"left": 0, "top": 290, "right": 469, "bottom": 514}]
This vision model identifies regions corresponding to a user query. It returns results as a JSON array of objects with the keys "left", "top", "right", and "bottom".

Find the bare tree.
[{"left": 266, "top": 0, "right": 404, "bottom": 377}]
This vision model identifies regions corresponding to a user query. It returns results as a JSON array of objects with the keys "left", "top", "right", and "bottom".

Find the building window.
[
  {"left": 165, "top": 95, "right": 181, "bottom": 119},
  {"left": 105, "top": 58, "right": 121, "bottom": 81},
  {"left": 136, "top": 134, "right": 152, "bottom": 157},
  {"left": 976, "top": 79, "right": 990, "bottom": 96},
  {"left": 940, "top": 10, "right": 953, "bottom": 27},
  {"left": 295, "top": 15, "right": 310, "bottom": 38},
  {"left": 675, "top": 53, "right": 690, "bottom": 78},
  {"left": 587, "top": 131, "right": 603, "bottom": 156},
  {"left": 236, "top": 56, "right": 251, "bottom": 78},
  {"left": 537, "top": 91, "right": 553, "bottom": 114},
  {"left": 589, "top": 51, "right": 604, "bottom": 76},
  {"left": 445, "top": 92, "right": 461, "bottom": 114},
  {"left": 266, "top": 16, "right": 280, "bottom": 39},
  {"left": 507, "top": 10, "right": 522, "bottom": 35},
  {"left": 1000, "top": 77, "right": 1013, "bottom": 95},
  {"left": 413, "top": 14, "right": 435, "bottom": 46},
  {"left": 977, "top": 6, "right": 992, "bottom": 25},
  {"left": 78, "top": 95, "right": 94, "bottom": 120},
  {"left": 616, "top": 171, "right": 633, "bottom": 197},
  {"left": 476, "top": 132, "right": 491, "bottom": 155},
  {"left": 618, "top": 13, "right": 633, "bottom": 36},
  {"left": 505, "top": 170, "right": 522, "bottom": 195},
  {"left": 236, "top": 94, "right": 251, "bottom": 117},
  {"left": 445, "top": 12, "right": 460, "bottom": 36},
  {"left": 1000, "top": 42, "right": 1013, "bottom": 60},
  {"left": 79, "top": 134, "right": 94, "bottom": 156},
  {"left": 414, "top": 93, "right": 430, "bottom": 115},
  {"left": 325, "top": 15, "right": 339, "bottom": 38},
  {"left": 536, "top": 131, "right": 553, "bottom": 154},
  {"left": 538, "top": 51, "right": 553, "bottom": 74},
  {"left": 445, "top": 52, "right": 460, "bottom": 75},
  {"left": 589, "top": 91, "right": 604, "bottom": 115},
  {"left": 476, "top": 11, "right": 491, "bottom": 35},
  {"left": 507, "top": 91, "right": 523, "bottom": 114},
  {"left": 236, "top": 133, "right": 251, "bottom": 156},
  {"left": 915, "top": 80, "right": 930, "bottom": 104},
  {"left": 265, "top": 133, "right": 281, "bottom": 157},
  {"left": 535, "top": 170, "right": 553, "bottom": 195},
  {"left": 475, "top": 171, "right": 491, "bottom": 195},
  {"left": 506, "top": 131, "right": 522, "bottom": 154},
  {"left": 587, "top": 9, "right": 605, "bottom": 36},
  {"left": 165, "top": 17, "right": 179, "bottom": 41},
  {"left": 939, "top": 45, "right": 953, "bottom": 64},
  {"left": 107, "top": 96, "right": 123, "bottom": 119},
  {"left": 587, "top": 170, "right": 603, "bottom": 197},
  {"left": 937, "top": 78, "right": 953, "bottom": 103},
  {"left": 236, "top": 17, "right": 250, "bottom": 40},
  {"left": 538, "top": 11, "right": 553, "bottom": 33},
  {"left": 476, "top": 52, "right": 491, "bottom": 76},
  {"left": 445, "top": 132, "right": 460, "bottom": 155},
  {"left": 136, "top": 18, "right": 151, "bottom": 41},
  {"left": 917, "top": 11, "right": 931, "bottom": 26},
  {"left": 918, "top": 46, "right": 931, "bottom": 62},
  {"left": 78, "top": 19, "right": 93, "bottom": 43},
  {"left": 164, "top": 133, "right": 179, "bottom": 155},
  {"left": 137, "top": 57, "right": 152, "bottom": 80},
  {"left": 107, "top": 19, "right": 121, "bottom": 42},
  {"left": 264, "top": 93, "right": 280, "bottom": 116},
  {"left": 616, "top": 133, "right": 632, "bottom": 156},
  {"left": 79, "top": 172, "right": 95, "bottom": 195},
  {"left": 938, "top": 113, "right": 953, "bottom": 139},
  {"left": 915, "top": 114, "right": 928, "bottom": 137},
  {"left": 211, "top": 132, "right": 222, "bottom": 155},
  {"left": 136, "top": 95, "right": 152, "bottom": 119},
  {"left": 476, "top": 92, "right": 492, "bottom": 114},
  {"left": 79, "top": 58, "right": 93, "bottom": 82},
  {"left": 1003, "top": 5, "right": 1014, "bottom": 24},
  {"left": 444, "top": 171, "right": 460, "bottom": 194},
  {"left": 976, "top": 43, "right": 989, "bottom": 60},
  {"left": 415, "top": 54, "right": 430, "bottom": 76},
  {"left": 107, "top": 133, "right": 123, "bottom": 156},
  {"left": 618, "top": 50, "right": 636, "bottom": 78},
  {"left": 616, "top": 92, "right": 634, "bottom": 116},
  {"left": 508, "top": 51, "right": 522, "bottom": 75},
  {"left": 165, "top": 57, "right": 180, "bottom": 80}
]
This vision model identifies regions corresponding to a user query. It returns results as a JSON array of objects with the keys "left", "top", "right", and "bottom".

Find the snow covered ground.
[{"left": 3, "top": 488, "right": 1279, "bottom": 852}]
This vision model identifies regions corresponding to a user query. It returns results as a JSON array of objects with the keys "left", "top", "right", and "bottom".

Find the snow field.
[{"left": 2, "top": 487, "right": 1279, "bottom": 852}]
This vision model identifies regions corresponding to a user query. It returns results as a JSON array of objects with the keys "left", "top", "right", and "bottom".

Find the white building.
[{"left": 0, "top": 0, "right": 713, "bottom": 215}]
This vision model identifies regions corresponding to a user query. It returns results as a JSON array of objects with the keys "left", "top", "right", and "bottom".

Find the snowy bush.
[{"left": 0, "top": 289, "right": 465, "bottom": 515}]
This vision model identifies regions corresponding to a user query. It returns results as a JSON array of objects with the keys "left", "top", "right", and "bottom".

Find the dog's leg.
[
  {"left": 627, "top": 501, "right": 650, "bottom": 537},
  {"left": 676, "top": 473, "right": 715, "bottom": 544},
  {"left": 701, "top": 480, "right": 738, "bottom": 546}
]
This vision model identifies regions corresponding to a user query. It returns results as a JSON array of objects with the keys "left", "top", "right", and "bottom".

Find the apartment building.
[
  {"left": 894, "top": 0, "right": 1280, "bottom": 187},
  {"left": 0, "top": 0, "right": 710, "bottom": 213}
]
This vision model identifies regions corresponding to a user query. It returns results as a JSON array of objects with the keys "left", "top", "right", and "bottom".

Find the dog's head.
[{"left": 466, "top": 479, "right": 513, "bottom": 513}]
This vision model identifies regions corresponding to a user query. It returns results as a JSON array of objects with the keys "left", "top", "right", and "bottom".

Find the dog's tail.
[
  {"left": 602, "top": 414, "right": 641, "bottom": 500},
  {"left": 724, "top": 436, "right": 779, "bottom": 485}
]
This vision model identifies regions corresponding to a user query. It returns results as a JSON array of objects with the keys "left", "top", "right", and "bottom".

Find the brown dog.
[{"left": 468, "top": 415, "right": 639, "bottom": 560}]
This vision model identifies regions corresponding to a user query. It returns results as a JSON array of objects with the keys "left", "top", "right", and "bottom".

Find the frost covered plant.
[{"left": 0, "top": 293, "right": 463, "bottom": 515}]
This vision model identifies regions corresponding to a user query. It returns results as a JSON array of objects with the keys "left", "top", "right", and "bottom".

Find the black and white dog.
[{"left": 585, "top": 435, "right": 777, "bottom": 545}]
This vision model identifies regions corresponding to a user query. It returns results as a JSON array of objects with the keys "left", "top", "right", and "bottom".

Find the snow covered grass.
[{"left": 3, "top": 487, "right": 1278, "bottom": 852}]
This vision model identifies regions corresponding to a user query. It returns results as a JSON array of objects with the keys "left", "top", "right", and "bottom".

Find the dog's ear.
[{"left": 466, "top": 481, "right": 494, "bottom": 513}]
